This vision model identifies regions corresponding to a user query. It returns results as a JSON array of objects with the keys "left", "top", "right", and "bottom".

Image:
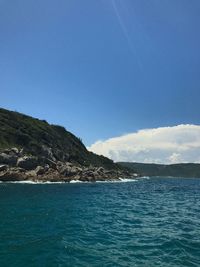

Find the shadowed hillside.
[
  {"left": 0, "top": 108, "right": 120, "bottom": 170},
  {"left": 118, "top": 162, "right": 200, "bottom": 178}
]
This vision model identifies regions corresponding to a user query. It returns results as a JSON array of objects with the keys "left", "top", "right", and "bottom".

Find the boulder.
[
  {"left": 43, "top": 158, "right": 57, "bottom": 169},
  {"left": 35, "top": 165, "right": 47, "bottom": 175},
  {"left": 71, "top": 174, "right": 81, "bottom": 181},
  {"left": 10, "top": 147, "right": 20, "bottom": 155},
  {"left": 26, "top": 170, "right": 37, "bottom": 178},
  {"left": 58, "top": 164, "right": 81, "bottom": 177},
  {"left": 37, "top": 169, "right": 66, "bottom": 182},
  {"left": 59, "top": 165, "right": 72, "bottom": 175},
  {"left": 80, "top": 174, "right": 96, "bottom": 182},
  {"left": 96, "top": 167, "right": 105, "bottom": 173},
  {"left": 0, "top": 165, "right": 8, "bottom": 171},
  {"left": 0, "top": 153, "right": 18, "bottom": 165},
  {"left": 0, "top": 167, "right": 27, "bottom": 181},
  {"left": 17, "top": 156, "right": 39, "bottom": 170},
  {"left": 3, "top": 147, "right": 17, "bottom": 154}
]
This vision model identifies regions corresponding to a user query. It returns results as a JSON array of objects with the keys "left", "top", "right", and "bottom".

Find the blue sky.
[{"left": 1, "top": 0, "right": 200, "bottom": 148}]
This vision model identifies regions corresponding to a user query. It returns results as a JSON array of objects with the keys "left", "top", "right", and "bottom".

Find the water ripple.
[{"left": 0, "top": 177, "right": 200, "bottom": 266}]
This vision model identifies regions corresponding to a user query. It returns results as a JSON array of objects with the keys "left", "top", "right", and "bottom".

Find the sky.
[{"left": 1, "top": 0, "right": 200, "bottom": 163}]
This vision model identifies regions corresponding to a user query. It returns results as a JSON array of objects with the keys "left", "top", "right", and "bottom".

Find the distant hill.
[
  {"left": 118, "top": 162, "right": 200, "bottom": 178},
  {"left": 0, "top": 108, "right": 121, "bottom": 170}
]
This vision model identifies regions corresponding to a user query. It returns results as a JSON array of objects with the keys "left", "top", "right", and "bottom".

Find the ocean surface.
[{"left": 0, "top": 177, "right": 200, "bottom": 267}]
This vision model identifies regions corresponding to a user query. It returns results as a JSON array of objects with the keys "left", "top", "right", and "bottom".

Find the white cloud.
[{"left": 87, "top": 125, "right": 200, "bottom": 164}]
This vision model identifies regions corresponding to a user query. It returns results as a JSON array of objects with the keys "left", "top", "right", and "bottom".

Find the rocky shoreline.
[{"left": 0, "top": 148, "right": 138, "bottom": 183}]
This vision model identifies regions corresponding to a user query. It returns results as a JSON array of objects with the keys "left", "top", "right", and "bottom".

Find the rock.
[
  {"left": 10, "top": 147, "right": 20, "bottom": 155},
  {"left": 71, "top": 174, "right": 81, "bottom": 181},
  {"left": 44, "top": 164, "right": 49, "bottom": 171},
  {"left": 80, "top": 173, "right": 96, "bottom": 182},
  {"left": 1, "top": 147, "right": 21, "bottom": 156},
  {"left": 17, "top": 156, "right": 38, "bottom": 170},
  {"left": 36, "top": 164, "right": 49, "bottom": 175},
  {"left": 0, "top": 165, "right": 8, "bottom": 171},
  {"left": 84, "top": 170, "right": 95, "bottom": 177},
  {"left": 69, "top": 166, "right": 80, "bottom": 176},
  {"left": 96, "top": 167, "right": 105, "bottom": 173},
  {"left": 54, "top": 149, "right": 69, "bottom": 161},
  {"left": 41, "top": 145, "right": 56, "bottom": 161},
  {"left": 0, "top": 167, "right": 27, "bottom": 181},
  {"left": 26, "top": 170, "right": 37, "bottom": 177},
  {"left": 81, "top": 169, "right": 104, "bottom": 182},
  {"left": 59, "top": 165, "right": 72, "bottom": 175},
  {"left": 57, "top": 161, "right": 72, "bottom": 168},
  {"left": 43, "top": 158, "right": 57, "bottom": 169},
  {"left": 0, "top": 153, "right": 18, "bottom": 165},
  {"left": 56, "top": 161, "right": 63, "bottom": 168},
  {"left": 58, "top": 164, "right": 81, "bottom": 177},
  {"left": 38, "top": 168, "right": 66, "bottom": 182},
  {"left": 73, "top": 166, "right": 82, "bottom": 173},
  {"left": 0, "top": 146, "right": 133, "bottom": 182},
  {"left": 35, "top": 166, "right": 46, "bottom": 175}
]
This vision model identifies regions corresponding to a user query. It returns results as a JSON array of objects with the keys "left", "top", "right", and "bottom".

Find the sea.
[{"left": 0, "top": 177, "right": 200, "bottom": 267}]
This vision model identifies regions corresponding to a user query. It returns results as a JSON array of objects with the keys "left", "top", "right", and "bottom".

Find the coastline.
[
  {"left": 0, "top": 147, "right": 138, "bottom": 183},
  {"left": 0, "top": 177, "right": 141, "bottom": 184}
]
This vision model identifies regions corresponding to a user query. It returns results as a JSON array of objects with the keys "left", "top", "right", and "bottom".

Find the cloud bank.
[{"left": 87, "top": 125, "right": 200, "bottom": 164}]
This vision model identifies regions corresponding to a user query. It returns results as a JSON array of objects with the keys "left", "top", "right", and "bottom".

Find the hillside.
[
  {"left": 0, "top": 107, "right": 121, "bottom": 170},
  {"left": 118, "top": 162, "right": 200, "bottom": 178},
  {"left": 0, "top": 108, "right": 137, "bottom": 182}
]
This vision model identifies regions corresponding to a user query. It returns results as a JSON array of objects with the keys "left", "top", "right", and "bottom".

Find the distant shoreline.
[{"left": 118, "top": 162, "right": 200, "bottom": 178}]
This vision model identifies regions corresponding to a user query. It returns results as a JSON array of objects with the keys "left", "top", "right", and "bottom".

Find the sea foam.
[{"left": 0, "top": 177, "right": 144, "bottom": 184}]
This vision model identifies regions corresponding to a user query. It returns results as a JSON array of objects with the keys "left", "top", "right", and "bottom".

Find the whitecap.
[
  {"left": 0, "top": 177, "right": 143, "bottom": 184},
  {"left": 119, "top": 178, "right": 139, "bottom": 182},
  {"left": 69, "top": 180, "right": 84, "bottom": 183},
  {"left": 4, "top": 180, "right": 38, "bottom": 184},
  {"left": 1, "top": 180, "right": 66, "bottom": 184}
]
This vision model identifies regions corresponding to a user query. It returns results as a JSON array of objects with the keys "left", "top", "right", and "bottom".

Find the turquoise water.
[{"left": 0, "top": 177, "right": 200, "bottom": 267}]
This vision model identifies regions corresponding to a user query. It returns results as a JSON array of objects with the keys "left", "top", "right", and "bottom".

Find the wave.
[
  {"left": 118, "top": 178, "right": 139, "bottom": 182},
  {"left": 69, "top": 180, "right": 84, "bottom": 183},
  {"left": 0, "top": 177, "right": 144, "bottom": 184},
  {"left": 0, "top": 180, "right": 65, "bottom": 184},
  {"left": 68, "top": 179, "right": 139, "bottom": 184},
  {"left": 140, "top": 176, "right": 150, "bottom": 179}
]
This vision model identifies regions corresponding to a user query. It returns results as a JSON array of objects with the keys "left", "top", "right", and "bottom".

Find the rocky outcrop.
[
  {"left": 0, "top": 108, "right": 140, "bottom": 182},
  {"left": 17, "top": 156, "right": 39, "bottom": 170},
  {"left": 0, "top": 165, "right": 8, "bottom": 171},
  {"left": 0, "top": 147, "right": 138, "bottom": 183},
  {"left": 0, "top": 167, "right": 27, "bottom": 181},
  {"left": 0, "top": 153, "right": 18, "bottom": 165}
]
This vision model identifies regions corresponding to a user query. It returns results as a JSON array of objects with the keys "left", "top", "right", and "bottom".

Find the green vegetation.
[
  {"left": 118, "top": 162, "right": 200, "bottom": 178},
  {"left": 0, "top": 108, "right": 120, "bottom": 169}
]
